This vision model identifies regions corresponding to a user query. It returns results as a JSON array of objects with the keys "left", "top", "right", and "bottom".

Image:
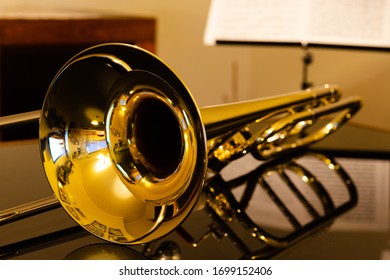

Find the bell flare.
[{"left": 39, "top": 43, "right": 208, "bottom": 244}]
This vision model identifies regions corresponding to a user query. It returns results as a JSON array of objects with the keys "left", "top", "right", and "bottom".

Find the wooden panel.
[
  {"left": 0, "top": 17, "right": 156, "bottom": 140},
  {"left": 0, "top": 18, "right": 155, "bottom": 52}
]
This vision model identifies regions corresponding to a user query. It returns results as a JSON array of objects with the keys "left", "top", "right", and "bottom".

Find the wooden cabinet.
[{"left": 0, "top": 17, "right": 155, "bottom": 140}]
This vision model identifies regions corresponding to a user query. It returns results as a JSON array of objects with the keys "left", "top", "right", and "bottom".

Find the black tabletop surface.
[{"left": 1, "top": 123, "right": 389, "bottom": 260}]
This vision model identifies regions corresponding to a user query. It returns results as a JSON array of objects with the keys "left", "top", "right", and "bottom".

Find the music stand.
[{"left": 204, "top": 0, "right": 390, "bottom": 89}]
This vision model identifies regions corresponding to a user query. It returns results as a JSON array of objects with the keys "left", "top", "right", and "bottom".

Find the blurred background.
[{"left": 0, "top": 0, "right": 389, "bottom": 131}]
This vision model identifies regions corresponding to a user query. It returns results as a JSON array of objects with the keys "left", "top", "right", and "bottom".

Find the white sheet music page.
[{"left": 204, "top": 0, "right": 390, "bottom": 48}]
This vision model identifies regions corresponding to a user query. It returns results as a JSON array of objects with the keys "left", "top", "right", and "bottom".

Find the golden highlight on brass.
[{"left": 0, "top": 43, "right": 361, "bottom": 245}]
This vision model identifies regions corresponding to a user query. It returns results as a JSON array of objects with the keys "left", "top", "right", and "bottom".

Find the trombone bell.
[{"left": 39, "top": 45, "right": 207, "bottom": 244}]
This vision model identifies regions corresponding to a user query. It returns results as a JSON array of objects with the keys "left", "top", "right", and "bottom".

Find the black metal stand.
[{"left": 301, "top": 45, "right": 313, "bottom": 89}]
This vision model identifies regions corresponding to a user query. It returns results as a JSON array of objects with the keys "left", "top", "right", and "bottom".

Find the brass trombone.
[{"left": 0, "top": 43, "right": 361, "bottom": 245}]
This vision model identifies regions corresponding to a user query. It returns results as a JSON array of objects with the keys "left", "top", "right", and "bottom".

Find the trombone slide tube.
[
  {"left": 200, "top": 84, "right": 339, "bottom": 138},
  {"left": 0, "top": 110, "right": 40, "bottom": 129},
  {"left": 0, "top": 196, "right": 60, "bottom": 226}
]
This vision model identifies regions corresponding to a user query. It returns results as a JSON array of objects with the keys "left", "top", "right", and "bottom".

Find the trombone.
[{"left": 0, "top": 43, "right": 362, "bottom": 245}]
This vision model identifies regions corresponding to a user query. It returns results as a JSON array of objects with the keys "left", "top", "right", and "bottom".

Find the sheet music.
[
  {"left": 204, "top": 0, "right": 306, "bottom": 45},
  {"left": 204, "top": 0, "right": 390, "bottom": 48},
  {"left": 222, "top": 155, "right": 390, "bottom": 232}
]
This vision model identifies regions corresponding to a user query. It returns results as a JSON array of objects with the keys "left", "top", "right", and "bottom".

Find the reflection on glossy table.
[{"left": 0, "top": 123, "right": 389, "bottom": 260}]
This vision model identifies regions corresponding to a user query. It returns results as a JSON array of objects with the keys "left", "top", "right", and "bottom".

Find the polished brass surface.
[
  {"left": 0, "top": 43, "right": 361, "bottom": 245},
  {"left": 206, "top": 89, "right": 361, "bottom": 171},
  {"left": 38, "top": 45, "right": 207, "bottom": 244}
]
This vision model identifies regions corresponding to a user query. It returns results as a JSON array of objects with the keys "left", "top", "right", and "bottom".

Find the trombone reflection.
[
  {"left": 0, "top": 152, "right": 357, "bottom": 259},
  {"left": 174, "top": 151, "right": 357, "bottom": 259}
]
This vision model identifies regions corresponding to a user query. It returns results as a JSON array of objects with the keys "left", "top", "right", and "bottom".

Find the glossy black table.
[{"left": 0, "top": 123, "right": 389, "bottom": 260}]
